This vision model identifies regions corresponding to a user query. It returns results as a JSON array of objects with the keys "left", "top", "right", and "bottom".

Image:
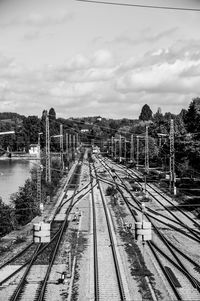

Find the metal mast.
[
  {"left": 45, "top": 111, "right": 51, "bottom": 183},
  {"left": 37, "top": 133, "right": 42, "bottom": 207},
  {"left": 124, "top": 138, "right": 126, "bottom": 162},
  {"left": 119, "top": 135, "right": 122, "bottom": 162},
  {"left": 136, "top": 136, "right": 139, "bottom": 170},
  {"left": 60, "top": 124, "right": 63, "bottom": 170},
  {"left": 66, "top": 133, "right": 69, "bottom": 153},
  {"left": 69, "top": 134, "right": 72, "bottom": 154},
  {"left": 73, "top": 134, "right": 76, "bottom": 160},
  {"left": 76, "top": 133, "right": 79, "bottom": 149},
  {"left": 114, "top": 138, "right": 117, "bottom": 159},
  {"left": 169, "top": 119, "right": 175, "bottom": 194},
  {"left": 111, "top": 136, "right": 114, "bottom": 158},
  {"left": 130, "top": 134, "right": 134, "bottom": 162},
  {"left": 145, "top": 125, "right": 149, "bottom": 173}
]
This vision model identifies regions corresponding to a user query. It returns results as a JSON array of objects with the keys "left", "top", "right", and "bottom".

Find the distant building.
[
  {"left": 80, "top": 124, "right": 91, "bottom": 133},
  {"left": 29, "top": 144, "right": 39, "bottom": 156},
  {"left": 96, "top": 116, "right": 102, "bottom": 122}
]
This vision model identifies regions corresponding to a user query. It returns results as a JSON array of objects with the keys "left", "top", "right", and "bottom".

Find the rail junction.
[{"left": 0, "top": 147, "right": 200, "bottom": 300}]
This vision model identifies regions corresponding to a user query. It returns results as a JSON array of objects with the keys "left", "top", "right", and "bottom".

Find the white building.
[{"left": 29, "top": 144, "right": 39, "bottom": 157}]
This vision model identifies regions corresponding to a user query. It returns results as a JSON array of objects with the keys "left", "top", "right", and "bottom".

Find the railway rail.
[
  {"left": 96, "top": 155, "right": 200, "bottom": 300},
  {"left": 0, "top": 151, "right": 95, "bottom": 301},
  {"left": 88, "top": 153, "right": 128, "bottom": 300}
]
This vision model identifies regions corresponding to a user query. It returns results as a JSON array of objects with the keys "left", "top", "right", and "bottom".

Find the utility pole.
[
  {"left": 66, "top": 133, "right": 69, "bottom": 153},
  {"left": 76, "top": 133, "right": 79, "bottom": 149},
  {"left": 45, "top": 111, "right": 51, "bottom": 183},
  {"left": 60, "top": 124, "right": 64, "bottom": 170},
  {"left": 136, "top": 136, "right": 139, "bottom": 170},
  {"left": 144, "top": 125, "right": 149, "bottom": 196},
  {"left": 119, "top": 135, "right": 122, "bottom": 162},
  {"left": 73, "top": 134, "right": 76, "bottom": 160},
  {"left": 114, "top": 138, "right": 117, "bottom": 159},
  {"left": 130, "top": 134, "right": 134, "bottom": 162},
  {"left": 111, "top": 136, "right": 114, "bottom": 158},
  {"left": 66, "top": 133, "right": 69, "bottom": 171},
  {"left": 37, "top": 133, "right": 42, "bottom": 206},
  {"left": 145, "top": 125, "right": 149, "bottom": 173},
  {"left": 124, "top": 138, "right": 126, "bottom": 162},
  {"left": 169, "top": 119, "right": 176, "bottom": 194},
  {"left": 69, "top": 134, "right": 72, "bottom": 155}
]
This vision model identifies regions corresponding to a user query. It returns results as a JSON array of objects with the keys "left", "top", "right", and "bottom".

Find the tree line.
[{"left": 1, "top": 98, "right": 200, "bottom": 236}]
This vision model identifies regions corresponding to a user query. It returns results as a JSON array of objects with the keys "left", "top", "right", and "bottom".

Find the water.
[{"left": 0, "top": 159, "right": 34, "bottom": 205}]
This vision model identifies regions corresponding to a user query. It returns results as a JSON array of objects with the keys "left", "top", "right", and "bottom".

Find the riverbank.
[
  {"left": 0, "top": 161, "right": 76, "bottom": 265},
  {"left": 0, "top": 154, "right": 38, "bottom": 161}
]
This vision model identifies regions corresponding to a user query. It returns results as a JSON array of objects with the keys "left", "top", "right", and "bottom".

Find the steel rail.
[
  {"left": 0, "top": 242, "right": 34, "bottom": 270},
  {"left": 98, "top": 157, "right": 200, "bottom": 295},
  {"left": 37, "top": 191, "right": 76, "bottom": 301},
  {"left": 102, "top": 157, "right": 200, "bottom": 241},
  {"left": 36, "top": 157, "right": 84, "bottom": 301},
  {"left": 9, "top": 244, "right": 41, "bottom": 301},
  {"left": 1, "top": 155, "right": 91, "bottom": 297},
  {"left": 120, "top": 162, "right": 200, "bottom": 230},
  {"left": 92, "top": 159, "right": 126, "bottom": 301},
  {"left": 148, "top": 242, "right": 183, "bottom": 300},
  {"left": 129, "top": 170, "right": 200, "bottom": 240},
  {"left": 89, "top": 159, "right": 100, "bottom": 301}
]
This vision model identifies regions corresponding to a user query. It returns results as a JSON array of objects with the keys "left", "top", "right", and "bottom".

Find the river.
[{"left": 0, "top": 159, "right": 34, "bottom": 205}]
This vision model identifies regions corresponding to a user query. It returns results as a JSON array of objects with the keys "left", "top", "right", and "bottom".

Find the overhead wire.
[{"left": 76, "top": 0, "right": 200, "bottom": 12}]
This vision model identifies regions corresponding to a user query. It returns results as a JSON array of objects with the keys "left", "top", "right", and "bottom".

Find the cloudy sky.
[{"left": 0, "top": 0, "right": 200, "bottom": 119}]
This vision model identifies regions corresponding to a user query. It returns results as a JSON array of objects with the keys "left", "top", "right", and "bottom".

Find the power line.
[{"left": 76, "top": 0, "right": 200, "bottom": 12}]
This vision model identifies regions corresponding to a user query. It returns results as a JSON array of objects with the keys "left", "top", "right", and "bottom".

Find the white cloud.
[
  {"left": 0, "top": 11, "right": 73, "bottom": 28},
  {"left": 1, "top": 43, "right": 200, "bottom": 118},
  {"left": 92, "top": 50, "right": 114, "bottom": 67}
]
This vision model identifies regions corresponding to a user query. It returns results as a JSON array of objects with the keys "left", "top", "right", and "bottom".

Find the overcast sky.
[{"left": 0, "top": 0, "right": 200, "bottom": 119}]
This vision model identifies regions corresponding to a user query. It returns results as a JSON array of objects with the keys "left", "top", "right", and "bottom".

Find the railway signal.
[
  {"left": 33, "top": 221, "right": 50, "bottom": 243},
  {"left": 134, "top": 203, "right": 152, "bottom": 242}
]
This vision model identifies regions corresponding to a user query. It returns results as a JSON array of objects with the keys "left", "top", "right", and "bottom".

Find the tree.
[
  {"left": 184, "top": 98, "right": 200, "bottom": 134},
  {"left": 11, "top": 178, "right": 39, "bottom": 226},
  {"left": 49, "top": 108, "right": 56, "bottom": 121},
  {"left": 139, "top": 104, "right": 152, "bottom": 121},
  {"left": 0, "top": 198, "right": 14, "bottom": 236}
]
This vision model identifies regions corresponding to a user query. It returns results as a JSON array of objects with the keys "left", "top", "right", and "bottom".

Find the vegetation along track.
[{"left": 96, "top": 155, "right": 200, "bottom": 300}]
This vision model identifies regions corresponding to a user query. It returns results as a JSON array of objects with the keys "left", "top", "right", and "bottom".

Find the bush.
[
  {"left": 106, "top": 185, "right": 117, "bottom": 196},
  {"left": 0, "top": 198, "right": 14, "bottom": 237}
]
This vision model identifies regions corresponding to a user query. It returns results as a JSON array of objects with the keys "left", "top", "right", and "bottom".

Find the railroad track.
[
  {"left": 0, "top": 151, "right": 96, "bottom": 301},
  {"left": 96, "top": 155, "right": 200, "bottom": 300},
  {"left": 88, "top": 153, "right": 128, "bottom": 300},
  {"left": 103, "top": 157, "right": 200, "bottom": 241}
]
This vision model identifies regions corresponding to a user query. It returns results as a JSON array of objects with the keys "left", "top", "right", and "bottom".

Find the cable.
[{"left": 76, "top": 0, "right": 200, "bottom": 12}]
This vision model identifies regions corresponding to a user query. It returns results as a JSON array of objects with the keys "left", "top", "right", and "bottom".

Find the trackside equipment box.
[{"left": 33, "top": 222, "right": 50, "bottom": 243}]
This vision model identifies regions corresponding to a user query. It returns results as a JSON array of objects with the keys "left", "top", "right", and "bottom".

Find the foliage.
[
  {"left": 184, "top": 97, "right": 200, "bottom": 135},
  {"left": 0, "top": 199, "right": 14, "bottom": 236},
  {"left": 11, "top": 178, "right": 39, "bottom": 226},
  {"left": 0, "top": 198, "right": 14, "bottom": 237},
  {"left": 106, "top": 185, "right": 117, "bottom": 196},
  {"left": 139, "top": 104, "right": 153, "bottom": 121}
]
